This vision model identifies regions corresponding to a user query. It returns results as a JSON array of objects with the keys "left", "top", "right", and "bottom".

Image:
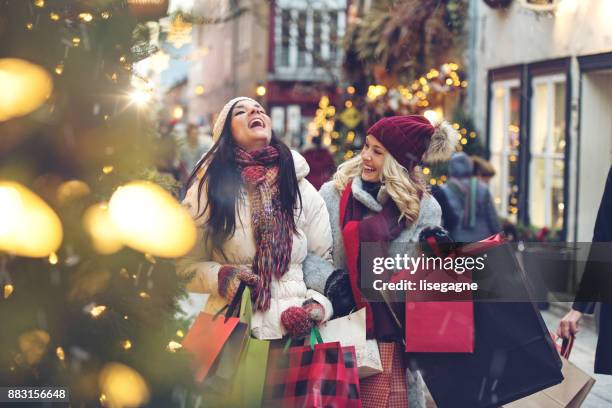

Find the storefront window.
[
  {"left": 490, "top": 79, "right": 521, "bottom": 222},
  {"left": 529, "top": 74, "right": 566, "bottom": 230}
]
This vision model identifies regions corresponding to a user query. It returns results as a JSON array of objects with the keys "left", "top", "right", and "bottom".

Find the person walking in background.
[
  {"left": 177, "top": 123, "right": 213, "bottom": 184},
  {"left": 301, "top": 135, "right": 336, "bottom": 190},
  {"left": 471, "top": 155, "right": 496, "bottom": 184},
  {"left": 304, "top": 115, "right": 458, "bottom": 407},
  {"left": 177, "top": 97, "right": 334, "bottom": 343},
  {"left": 557, "top": 166, "right": 612, "bottom": 374},
  {"left": 440, "top": 152, "right": 501, "bottom": 242}
]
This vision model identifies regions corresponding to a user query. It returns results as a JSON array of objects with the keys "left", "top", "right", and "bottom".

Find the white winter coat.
[{"left": 177, "top": 151, "right": 334, "bottom": 340}]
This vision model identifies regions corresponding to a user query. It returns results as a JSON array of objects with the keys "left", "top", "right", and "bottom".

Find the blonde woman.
[{"left": 304, "top": 115, "right": 457, "bottom": 407}]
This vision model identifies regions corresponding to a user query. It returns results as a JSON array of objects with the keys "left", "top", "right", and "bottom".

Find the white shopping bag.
[{"left": 317, "top": 308, "right": 383, "bottom": 379}]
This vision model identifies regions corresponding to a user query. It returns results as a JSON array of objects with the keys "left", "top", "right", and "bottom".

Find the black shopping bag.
[{"left": 407, "top": 234, "right": 563, "bottom": 408}]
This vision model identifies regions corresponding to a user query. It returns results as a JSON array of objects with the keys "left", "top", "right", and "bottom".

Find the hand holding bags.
[
  {"left": 407, "top": 234, "right": 564, "bottom": 408},
  {"left": 265, "top": 328, "right": 362, "bottom": 408},
  {"left": 316, "top": 308, "right": 383, "bottom": 379},
  {"left": 504, "top": 336, "right": 596, "bottom": 408}
]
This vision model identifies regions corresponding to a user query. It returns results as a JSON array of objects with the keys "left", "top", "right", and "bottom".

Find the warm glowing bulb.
[
  {"left": 176, "top": 329, "right": 184, "bottom": 338},
  {"left": 101, "top": 11, "right": 110, "bottom": 19},
  {"left": 26, "top": 23, "right": 33, "bottom": 30},
  {"left": 102, "top": 165, "right": 114, "bottom": 174},
  {"left": 83, "top": 203, "right": 124, "bottom": 255},
  {"left": 50, "top": 12, "right": 60, "bottom": 21},
  {"left": 0, "top": 182, "right": 62, "bottom": 257},
  {"left": 48, "top": 252, "right": 58, "bottom": 264},
  {"left": 54, "top": 64, "right": 64, "bottom": 75},
  {"left": 172, "top": 105, "right": 184, "bottom": 119},
  {"left": 90, "top": 305, "right": 107, "bottom": 318},
  {"left": 0, "top": 58, "right": 53, "bottom": 122},
  {"left": 99, "top": 363, "right": 150, "bottom": 408},
  {"left": 3, "top": 284, "right": 14, "bottom": 299},
  {"left": 108, "top": 181, "right": 197, "bottom": 258},
  {"left": 167, "top": 341, "right": 182, "bottom": 352},
  {"left": 256, "top": 85, "right": 266, "bottom": 96},
  {"left": 79, "top": 13, "right": 94, "bottom": 22},
  {"left": 121, "top": 340, "right": 132, "bottom": 350},
  {"left": 422, "top": 167, "right": 430, "bottom": 175},
  {"left": 347, "top": 86, "right": 356, "bottom": 94},
  {"left": 195, "top": 85, "right": 205, "bottom": 95},
  {"left": 56, "top": 346, "right": 65, "bottom": 361},
  {"left": 34, "top": 0, "right": 44, "bottom": 7}
]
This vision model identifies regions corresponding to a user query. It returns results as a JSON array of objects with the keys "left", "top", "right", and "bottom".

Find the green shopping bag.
[{"left": 229, "top": 286, "right": 270, "bottom": 408}]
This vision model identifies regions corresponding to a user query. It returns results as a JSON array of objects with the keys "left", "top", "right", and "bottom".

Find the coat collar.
[{"left": 351, "top": 177, "right": 389, "bottom": 213}]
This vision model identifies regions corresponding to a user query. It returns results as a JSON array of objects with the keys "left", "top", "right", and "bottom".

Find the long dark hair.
[{"left": 185, "top": 102, "right": 302, "bottom": 249}]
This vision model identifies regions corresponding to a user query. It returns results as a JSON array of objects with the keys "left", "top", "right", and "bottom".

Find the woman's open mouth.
[
  {"left": 248, "top": 118, "right": 265, "bottom": 129},
  {"left": 363, "top": 165, "right": 376, "bottom": 174}
]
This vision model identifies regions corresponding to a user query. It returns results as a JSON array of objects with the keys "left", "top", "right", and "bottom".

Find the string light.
[
  {"left": 48, "top": 252, "right": 58, "bottom": 265},
  {"left": 176, "top": 329, "right": 184, "bottom": 338},
  {"left": 3, "top": 284, "right": 14, "bottom": 299},
  {"left": 102, "top": 166, "right": 114, "bottom": 174},
  {"left": 167, "top": 341, "right": 182, "bottom": 352},
  {"left": 121, "top": 340, "right": 132, "bottom": 350},
  {"left": 26, "top": 23, "right": 33, "bottom": 30},
  {"left": 56, "top": 347, "right": 65, "bottom": 361},
  {"left": 34, "top": 0, "right": 44, "bottom": 7},
  {"left": 347, "top": 86, "right": 356, "bottom": 94},
  {"left": 50, "top": 12, "right": 60, "bottom": 21},
  {"left": 72, "top": 37, "right": 81, "bottom": 46},
  {"left": 79, "top": 13, "right": 94, "bottom": 22},
  {"left": 89, "top": 305, "right": 107, "bottom": 318},
  {"left": 54, "top": 63, "right": 64, "bottom": 75}
]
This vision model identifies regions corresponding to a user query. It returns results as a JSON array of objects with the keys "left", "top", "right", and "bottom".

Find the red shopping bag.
[
  {"left": 264, "top": 328, "right": 362, "bottom": 408},
  {"left": 404, "top": 241, "right": 474, "bottom": 352},
  {"left": 182, "top": 283, "right": 246, "bottom": 382}
]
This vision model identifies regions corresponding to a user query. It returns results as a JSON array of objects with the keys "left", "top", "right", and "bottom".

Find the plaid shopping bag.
[{"left": 265, "top": 328, "right": 362, "bottom": 408}]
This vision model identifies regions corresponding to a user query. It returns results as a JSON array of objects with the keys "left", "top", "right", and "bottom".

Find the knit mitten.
[
  {"left": 302, "top": 299, "right": 325, "bottom": 323},
  {"left": 324, "top": 269, "right": 356, "bottom": 318},
  {"left": 281, "top": 306, "right": 314, "bottom": 339},
  {"left": 218, "top": 266, "right": 261, "bottom": 302}
]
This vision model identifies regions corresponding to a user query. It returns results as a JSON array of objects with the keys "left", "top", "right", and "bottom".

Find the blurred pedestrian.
[
  {"left": 557, "top": 166, "right": 612, "bottom": 374},
  {"left": 301, "top": 136, "right": 336, "bottom": 190},
  {"left": 177, "top": 123, "right": 212, "bottom": 184},
  {"left": 471, "top": 155, "right": 496, "bottom": 184},
  {"left": 441, "top": 152, "right": 501, "bottom": 242}
]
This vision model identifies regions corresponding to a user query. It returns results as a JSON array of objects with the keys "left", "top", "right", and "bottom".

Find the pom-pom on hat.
[
  {"left": 212, "top": 96, "right": 258, "bottom": 142},
  {"left": 366, "top": 115, "right": 458, "bottom": 170}
]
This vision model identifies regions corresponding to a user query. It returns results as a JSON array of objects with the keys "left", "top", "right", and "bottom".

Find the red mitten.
[
  {"left": 218, "top": 266, "right": 261, "bottom": 302},
  {"left": 281, "top": 306, "right": 314, "bottom": 339},
  {"left": 302, "top": 300, "right": 325, "bottom": 323}
]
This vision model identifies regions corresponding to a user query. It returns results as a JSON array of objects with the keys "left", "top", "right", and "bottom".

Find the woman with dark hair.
[{"left": 177, "top": 97, "right": 334, "bottom": 340}]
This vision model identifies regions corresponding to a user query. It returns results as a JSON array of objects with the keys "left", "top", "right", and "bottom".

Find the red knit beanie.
[{"left": 367, "top": 115, "right": 458, "bottom": 170}]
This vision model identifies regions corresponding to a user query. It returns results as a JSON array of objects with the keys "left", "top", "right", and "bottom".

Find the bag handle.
[
  {"left": 561, "top": 335, "right": 574, "bottom": 359},
  {"left": 213, "top": 281, "right": 246, "bottom": 322},
  {"left": 282, "top": 326, "right": 325, "bottom": 353}
]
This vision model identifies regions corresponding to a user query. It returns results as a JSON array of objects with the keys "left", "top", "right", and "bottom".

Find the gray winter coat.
[
  {"left": 441, "top": 153, "right": 501, "bottom": 243},
  {"left": 303, "top": 176, "right": 442, "bottom": 408}
]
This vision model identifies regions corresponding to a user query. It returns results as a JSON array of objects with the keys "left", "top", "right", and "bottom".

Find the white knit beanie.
[{"left": 212, "top": 96, "right": 258, "bottom": 142}]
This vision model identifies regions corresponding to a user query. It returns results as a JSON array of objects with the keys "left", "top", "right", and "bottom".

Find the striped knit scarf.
[{"left": 234, "top": 145, "right": 293, "bottom": 311}]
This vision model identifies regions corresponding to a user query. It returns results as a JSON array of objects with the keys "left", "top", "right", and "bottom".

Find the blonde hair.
[{"left": 333, "top": 153, "right": 427, "bottom": 225}]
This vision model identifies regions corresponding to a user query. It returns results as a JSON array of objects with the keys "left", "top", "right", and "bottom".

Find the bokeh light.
[
  {"left": 0, "top": 58, "right": 53, "bottom": 122},
  {"left": 108, "top": 181, "right": 196, "bottom": 258},
  {"left": 0, "top": 182, "right": 63, "bottom": 257}
]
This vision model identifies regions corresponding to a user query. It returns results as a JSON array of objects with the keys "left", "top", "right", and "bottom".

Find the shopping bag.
[
  {"left": 360, "top": 342, "right": 408, "bottom": 408},
  {"left": 401, "top": 237, "right": 474, "bottom": 352},
  {"left": 504, "top": 336, "right": 596, "bottom": 408},
  {"left": 264, "top": 328, "right": 362, "bottom": 408},
  {"left": 229, "top": 286, "right": 270, "bottom": 408},
  {"left": 317, "top": 308, "right": 383, "bottom": 378},
  {"left": 407, "top": 234, "right": 564, "bottom": 408},
  {"left": 182, "top": 283, "right": 247, "bottom": 384}
]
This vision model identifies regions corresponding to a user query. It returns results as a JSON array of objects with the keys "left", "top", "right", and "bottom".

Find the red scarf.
[
  {"left": 235, "top": 146, "right": 293, "bottom": 311},
  {"left": 339, "top": 180, "right": 405, "bottom": 339}
]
